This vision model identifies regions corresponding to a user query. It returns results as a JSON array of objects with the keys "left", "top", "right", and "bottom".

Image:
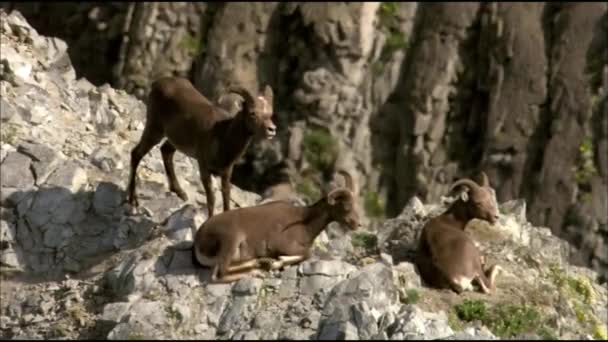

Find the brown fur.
[
  {"left": 193, "top": 170, "right": 361, "bottom": 283},
  {"left": 127, "top": 77, "right": 276, "bottom": 217},
  {"left": 415, "top": 172, "right": 502, "bottom": 294}
]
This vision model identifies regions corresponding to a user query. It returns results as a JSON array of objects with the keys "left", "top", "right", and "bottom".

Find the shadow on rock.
[{"left": 0, "top": 180, "right": 180, "bottom": 284}]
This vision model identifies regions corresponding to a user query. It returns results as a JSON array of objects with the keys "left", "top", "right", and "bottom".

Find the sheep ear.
[
  {"left": 460, "top": 191, "right": 469, "bottom": 202},
  {"left": 263, "top": 85, "right": 273, "bottom": 102}
]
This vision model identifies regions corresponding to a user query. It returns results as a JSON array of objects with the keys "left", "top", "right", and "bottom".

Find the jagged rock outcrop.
[
  {"left": 1, "top": 11, "right": 607, "bottom": 340},
  {"left": 2, "top": 2, "right": 605, "bottom": 279}
]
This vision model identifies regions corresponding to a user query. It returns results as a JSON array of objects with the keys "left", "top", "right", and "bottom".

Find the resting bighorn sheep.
[
  {"left": 415, "top": 172, "right": 502, "bottom": 294},
  {"left": 127, "top": 77, "right": 276, "bottom": 217},
  {"left": 193, "top": 170, "right": 361, "bottom": 283}
]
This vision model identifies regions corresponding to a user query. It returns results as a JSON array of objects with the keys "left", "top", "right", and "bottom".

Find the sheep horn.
[
  {"left": 226, "top": 85, "right": 255, "bottom": 111},
  {"left": 337, "top": 169, "right": 355, "bottom": 193},
  {"left": 449, "top": 178, "right": 481, "bottom": 194},
  {"left": 479, "top": 171, "right": 490, "bottom": 187}
]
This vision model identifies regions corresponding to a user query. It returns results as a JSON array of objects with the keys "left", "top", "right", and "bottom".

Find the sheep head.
[
  {"left": 226, "top": 85, "right": 276, "bottom": 139},
  {"left": 326, "top": 169, "right": 361, "bottom": 231},
  {"left": 449, "top": 171, "right": 499, "bottom": 224}
]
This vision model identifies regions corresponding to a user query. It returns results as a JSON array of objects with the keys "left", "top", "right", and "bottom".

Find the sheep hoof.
[
  {"left": 128, "top": 196, "right": 139, "bottom": 208},
  {"left": 250, "top": 269, "right": 265, "bottom": 278}
]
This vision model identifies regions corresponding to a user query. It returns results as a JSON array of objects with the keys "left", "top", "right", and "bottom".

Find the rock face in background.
[
  {"left": 1, "top": 2, "right": 606, "bottom": 288},
  {"left": 1, "top": 11, "right": 608, "bottom": 340}
]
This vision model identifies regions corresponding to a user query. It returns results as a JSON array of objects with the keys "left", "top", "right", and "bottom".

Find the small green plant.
[
  {"left": 363, "top": 191, "right": 386, "bottom": 218},
  {"left": 374, "top": 1, "right": 409, "bottom": 73},
  {"left": 573, "top": 136, "right": 597, "bottom": 186},
  {"left": 448, "top": 310, "right": 465, "bottom": 331},
  {"left": 127, "top": 331, "right": 146, "bottom": 340},
  {"left": 549, "top": 265, "right": 595, "bottom": 304},
  {"left": 302, "top": 129, "right": 339, "bottom": 174},
  {"left": 487, "top": 304, "right": 542, "bottom": 338},
  {"left": 593, "top": 324, "right": 608, "bottom": 341},
  {"left": 351, "top": 232, "right": 378, "bottom": 251},
  {"left": 404, "top": 288, "right": 420, "bottom": 304},
  {"left": 180, "top": 33, "right": 203, "bottom": 56},
  {"left": 295, "top": 176, "right": 322, "bottom": 201},
  {"left": 452, "top": 300, "right": 545, "bottom": 338},
  {"left": 454, "top": 299, "right": 487, "bottom": 322},
  {"left": 538, "top": 327, "right": 558, "bottom": 340},
  {"left": 0, "top": 123, "right": 18, "bottom": 145}
]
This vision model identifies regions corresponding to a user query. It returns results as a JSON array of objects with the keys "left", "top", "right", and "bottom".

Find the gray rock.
[
  {"left": 299, "top": 259, "right": 357, "bottom": 277},
  {"left": 251, "top": 310, "right": 281, "bottom": 339},
  {"left": 217, "top": 296, "right": 253, "bottom": 335},
  {"left": 90, "top": 145, "right": 124, "bottom": 172},
  {"left": 0, "top": 248, "right": 21, "bottom": 269},
  {"left": 17, "top": 142, "right": 61, "bottom": 186},
  {"left": 42, "top": 223, "right": 73, "bottom": 248},
  {"left": 93, "top": 182, "right": 124, "bottom": 216},
  {"left": 168, "top": 249, "right": 195, "bottom": 271},
  {"left": 0, "top": 219, "right": 16, "bottom": 243},
  {"left": 232, "top": 277, "right": 263, "bottom": 296},
  {"left": 101, "top": 302, "right": 132, "bottom": 323},
  {"left": 24, "top": 187, "right": 73, "bottom": 229},
  {"left": 322, "top": 262, "right": 398, "bottom": 317},
  {"left": 104, "top": 256, "right": 138, "bottom": 300},
  {"left": 0, "top": 98, "right": 17, "bottom": 122},
  {"left": 279, "top": 265, "right": 299, "bottom": 299},
  {"left": 499, "top": 199, "right": 527, "bottom": 225},
  {"left": 129, "top": 300, "right": 167, "bottom": 327},
  {"left": 393, "top": 261, "right": 422, "bottom": 289},
  {"left": 162, "top": 205, "right": 204, "bottom": 249},
  {"left": 44, "top": 161, "right": 87, "bottom": 193},
  {"left": 299, "top": 259, "right": 358, "bottom": 298},
  {"left": 317, "top": 319, "right": 359, "bottom": 340},
  {"left": 0, "top": 152, "right": 35, "bottom": 189},
  {"left": 107, "top": 319, "right": 159, "bottom": 340},
  {"left": 390, "top": 305, "right": 453, "bottom": 340},
  {"left": 352, "top": 301, "right": 380, "bottom": 339}
]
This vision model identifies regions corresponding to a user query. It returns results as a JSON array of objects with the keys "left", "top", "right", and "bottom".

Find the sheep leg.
[
  {"left": 198, "top": 163, "right": 215, "bottom": 217},
  {"left": 220, "top": 167, "right": 233, "bottom": 212},
  {"left": 211, "top": 242, "right": 236, "bottom": 283},
  {"left": 258, "top": 254, "right": 310, "bottom": 271},
  {"left": 210, "top": 268, "right": 265, "bottom": 283},
  {"left": 127, "top": 121, "right": 164, "bottom": 207},
  {"left": 160, "top": 141, "right": 188, "bottom": 201},
  {"left": 484, "top": 264, "right": 502, "bottom": 290},
  {"left": 225, "top": 259, "right": 263, "bottom": 273}
]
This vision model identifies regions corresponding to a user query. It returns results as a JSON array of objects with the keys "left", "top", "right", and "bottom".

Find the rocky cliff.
[
  {"left": 2, "top": 2, "right": 606, "bottom": 279},
  {"left": 1, "top": 10, "right": 607, "bottom": 340}
]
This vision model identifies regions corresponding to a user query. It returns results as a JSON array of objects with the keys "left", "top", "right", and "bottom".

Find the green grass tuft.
[
  {"left": 351, "top": 232, "right": 378, "bottom": 251},
  {"left": 363, "top": 191, "right": 386, "bottom": 218},
  {"left": 302, "top": 129, "right": 339, "bottom": 174},
  {"left": 452, "top": 300, "right": 545, "bottom": 338}
]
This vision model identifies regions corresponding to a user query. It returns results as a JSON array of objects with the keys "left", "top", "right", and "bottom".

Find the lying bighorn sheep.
[
  {"left": 193, "top": 170, "right": 361, "bottom": 283},
  {"left": 127, "top": 77, "right": 276, "bottom": 217},
  {"left": 415, "top": 172, "right": 502, "bottom": 294}
]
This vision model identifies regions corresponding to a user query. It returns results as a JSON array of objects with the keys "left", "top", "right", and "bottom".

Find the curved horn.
[
  {"left": 226, "top": 85, "right": 255, "bottom": 110},
  {"left": 449, "top": 178, "right": 481, "bottom": 193},
  {"left": 479, "top": 171, "right": 489, "bottom": 187},
  {"left": 336, "top": 169, "right": 355, "bottom": 193}
]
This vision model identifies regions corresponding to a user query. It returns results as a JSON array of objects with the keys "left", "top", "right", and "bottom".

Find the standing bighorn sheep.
[
  {"left": 415, "top": 172, "right": 502, "bottom": 294},
  {"left": 193, "top": 170, "right": 361, "bottom": 283},
  {"left": 127, "top": 76, "right": 276, "bottom": 217}
]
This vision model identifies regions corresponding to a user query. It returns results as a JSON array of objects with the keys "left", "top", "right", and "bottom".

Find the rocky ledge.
[{"left": 1, "top": 9, "right": 607, "bottom": 340}]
